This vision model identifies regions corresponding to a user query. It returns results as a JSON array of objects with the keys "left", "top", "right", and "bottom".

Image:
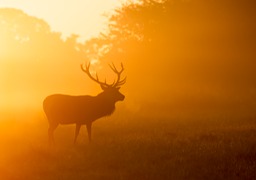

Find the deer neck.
[
  {"left": 97, "top": 92, "right": 117, "bottom": 106},
  {"left": 95, "top": 93, "right": 116, "bottom": 116}
]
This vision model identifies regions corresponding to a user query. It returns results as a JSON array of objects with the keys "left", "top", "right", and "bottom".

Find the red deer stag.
[{"left": 43, "top": 62, "right": 126, "bottom": 145}]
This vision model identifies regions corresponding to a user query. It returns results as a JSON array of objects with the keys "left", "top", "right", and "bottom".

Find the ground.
[{"left": 0, "top": 110, "right": 256, "bottom": 180}]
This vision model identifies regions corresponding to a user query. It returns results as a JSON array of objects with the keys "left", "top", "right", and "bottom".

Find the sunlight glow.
[
  {"left": 0, "top": 0, "right": 134, "bottom": 110},
  {"left": 0, "top": 0, "right": 255, "bottom": 118},
  {"left": 0, "top": 0, "right": 128, "bottom": 41}
]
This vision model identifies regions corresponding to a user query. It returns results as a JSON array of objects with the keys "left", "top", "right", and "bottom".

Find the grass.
[{"left": 0, "top": 111, "right": 256, "bottom": 180}]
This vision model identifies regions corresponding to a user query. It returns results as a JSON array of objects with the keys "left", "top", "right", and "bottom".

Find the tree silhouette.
[
  {"left": 83, "top": 0, "right": 256, "bottom": 116},
  {"left": 0, "top": 8, "right": 86, "bottom": 109}
]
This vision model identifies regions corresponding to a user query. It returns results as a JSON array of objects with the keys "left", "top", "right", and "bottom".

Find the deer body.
[
  {"left": 44, "top": 94, "right": 117, "bottom": 125},
  {"left": 43, "top": 62, "right": 126, "bottom": 145}
]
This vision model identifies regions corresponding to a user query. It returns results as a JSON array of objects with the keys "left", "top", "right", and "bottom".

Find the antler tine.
[
  {"left": 81, "top": 62, "right": 126, "bottom": 88},
  {"left": 86, "top": 62, "right": 91, "bottom": 70},
  {"left": 115, "top": 77, "right": 127, "bottom": 87},
  {"left": 120, "top": 63, "right": 124, "bottom": 72},
  {"left": 81, "top": 62, "right": 110, "bottom": 87},
  {"left": 109, "top": 62, "right": 126, "bottom": 87},
  {"left": 96, "top": 73, "right": 99, "bottom": 81},
  {"left": 109, "top": 63, "right": 117, "bottom": 73}
]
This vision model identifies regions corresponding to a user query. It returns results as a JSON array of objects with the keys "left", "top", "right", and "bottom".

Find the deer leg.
[
  {"left": 74, "top": 124, "right": 81, "bottom": 144},
  {"left": 86, "top": 123, "right": 92, "bottom": 143},
  {"left": 48, "top": 123, "right": 58, "bottom": 146}
]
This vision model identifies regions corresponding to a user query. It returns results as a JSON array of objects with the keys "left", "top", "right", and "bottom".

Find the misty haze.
[{"left": 1, "top": 0, "right": 256, "bottom": 179}]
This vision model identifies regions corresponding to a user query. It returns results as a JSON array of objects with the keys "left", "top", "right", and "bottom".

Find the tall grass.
[{"left": 0, "top": 110, "right": 256, "bottom": 179}]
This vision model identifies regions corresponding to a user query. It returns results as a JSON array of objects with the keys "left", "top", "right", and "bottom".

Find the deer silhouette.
[{"left": 43, "top": 62, "right": 126, "bottom": 145}]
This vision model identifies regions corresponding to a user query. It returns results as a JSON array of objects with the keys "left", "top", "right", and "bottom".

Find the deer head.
[{"left": 80, "top": 62, "right": 126, "bottom": 102}]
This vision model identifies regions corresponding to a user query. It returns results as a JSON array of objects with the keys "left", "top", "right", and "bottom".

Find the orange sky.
[{"left": 0, "top": 0, "right": 130, "bottom": 41}]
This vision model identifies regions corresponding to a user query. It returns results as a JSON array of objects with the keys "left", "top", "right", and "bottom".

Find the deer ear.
[{"left": 100, "top": 84, "right": 108, "bottom": 90}]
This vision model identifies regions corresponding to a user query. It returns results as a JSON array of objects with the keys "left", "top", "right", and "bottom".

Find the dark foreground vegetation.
[{"left": 1, "top": 111, "right": 256, "bottom": 180}]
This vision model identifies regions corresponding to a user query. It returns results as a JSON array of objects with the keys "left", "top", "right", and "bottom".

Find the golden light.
[
  {"left": 0, "top": 0, "right": 134, "bottom": 111},
  {"left": 0, "top": 0, "right": 129, "bottom": 41}
]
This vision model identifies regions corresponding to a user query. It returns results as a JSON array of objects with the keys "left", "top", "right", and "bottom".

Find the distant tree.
[
  {"left": 0, "top": 8, "right": 84, "bottom": 60},
  {"left": 83, "top": 0, "right": 200, "bottom": 97},
  {"left": 0, "top": 8, "right": 86, "bottom": 108},
  {"left": 83, "top": 0, "right": 256, "bottom": 114}
]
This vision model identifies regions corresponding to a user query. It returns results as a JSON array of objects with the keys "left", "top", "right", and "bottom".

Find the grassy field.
[{"left": 0, "top": 110, "right": 256, "bottom": 180}]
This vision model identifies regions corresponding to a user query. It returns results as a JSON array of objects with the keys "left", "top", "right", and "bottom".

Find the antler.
[
  {"left": 109, "top": 63, "right": 126, "bottom": 88},
  {"left": 81, "top": 62, "right": 126, "bottom": 88},
  {"left": 81, "top": 62, "right": 109, "bottom": 88}
]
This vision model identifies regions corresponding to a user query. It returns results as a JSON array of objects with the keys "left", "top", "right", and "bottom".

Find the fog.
[
  {"left": 1, "top": 1, "right": 256, "bottom": 179},
  {"left": 1, "top": 0, "right": 256, "bottom": 119}
]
